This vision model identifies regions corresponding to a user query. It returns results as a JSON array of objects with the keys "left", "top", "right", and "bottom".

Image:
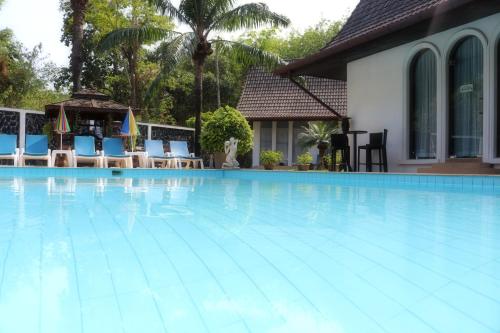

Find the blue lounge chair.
[
  {"left": 21, "top": 135, "right": 51, "bottom": 167},
  {"left": 102, "top": 137, "right": 132, "bottom": 168},
  {"left": 169, "top": 141, "right": 204, "bottom": 169},
  {"left": 72, "top": 136, "right": 103, "bottom": 168},
  {"left": 0, "top": 134, "right": 19, "bottom": 166},
  {"left": 145, "top": 140, "right": 177, "bottom": 168}
]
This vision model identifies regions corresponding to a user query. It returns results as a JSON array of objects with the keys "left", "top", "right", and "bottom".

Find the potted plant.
[
  {"left": 298, "top": 121, "right": 339, "bottom": 170},
  {"left": 200, "top": 106, "right": 253, "bottom": 168},
  {"left": 296, "top": 152, "right": 313, "bottom": 171},
  {"left": 260, "top": 150, "right": 283, "bottom": 170}
]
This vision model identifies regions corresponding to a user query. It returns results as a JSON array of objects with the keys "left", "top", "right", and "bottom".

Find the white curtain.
[
  {"left": 410, "top": 49, "right": 437, "bottom": 159},
  {"left": 450, "top": 36, "right": 483, "bottom": 158}
]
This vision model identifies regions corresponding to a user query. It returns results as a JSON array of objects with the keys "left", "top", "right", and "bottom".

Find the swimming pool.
[{"left": 0, "top": 169, "right": 499, "bottom": 333}]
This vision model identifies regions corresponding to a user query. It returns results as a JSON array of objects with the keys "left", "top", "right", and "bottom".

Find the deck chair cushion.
[
  {"left": 25, "top": 135, "right": 48, "bottom": 155},
  {"left": 0, "top": 135, "right": 17, "bottom": 155},
  {"left": 75, "top": 136, "right": 99, "bottom": 157},
  {"left": 103, "top": 138, "right": 127, "bottom": 157}
]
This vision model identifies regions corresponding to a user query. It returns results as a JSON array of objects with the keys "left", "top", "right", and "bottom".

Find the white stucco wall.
[{"left": 347, "top": 12, "right": 500, "bottom": 172}]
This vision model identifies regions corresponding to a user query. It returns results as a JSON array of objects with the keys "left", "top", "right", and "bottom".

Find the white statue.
[{"left": 223, "top": 137, "right": 239, "bottom": 168}]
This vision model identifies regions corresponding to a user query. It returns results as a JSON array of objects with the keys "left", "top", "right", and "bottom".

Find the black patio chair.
[
  {"left": 358, "top": 129, "right": 388, "bottom": 172},
  {"left": 331, "top": 133, "right": 351, "bottom": 172}
]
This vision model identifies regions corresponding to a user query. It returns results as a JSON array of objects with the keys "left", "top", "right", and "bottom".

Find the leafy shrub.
[
  {"left": 260, "top": 150, "right": 283, "bottom": 166},
  {"left": 200, "top": 106, "right": 253, "bottom": 154},
  {"left": 297, "top": 152, "right": 313, "bottom": 165},
  {"left": 186, "top": 111, "right": 214, "bottom": 128}
]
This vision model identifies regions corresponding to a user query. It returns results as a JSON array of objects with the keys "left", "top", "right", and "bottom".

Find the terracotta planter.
[{"left": 297, "top": 164, "right": 310, "bottom": 171}]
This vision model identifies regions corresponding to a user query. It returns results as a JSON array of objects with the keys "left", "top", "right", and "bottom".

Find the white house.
[
  {"left": 238, "top": 67, "right": 346, "bottom": 167},
  {"left": 277, "top": 0, "right": 500, "bottom": 173}
]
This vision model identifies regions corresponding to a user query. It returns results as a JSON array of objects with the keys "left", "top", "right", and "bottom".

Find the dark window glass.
[{"left": 409, "top": 49, "right": 437, "bottom": 159}]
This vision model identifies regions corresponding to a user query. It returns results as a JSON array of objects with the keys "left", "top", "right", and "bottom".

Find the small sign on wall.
[{"left": 459, "top": 84, "right": 474, "bottom": 93}]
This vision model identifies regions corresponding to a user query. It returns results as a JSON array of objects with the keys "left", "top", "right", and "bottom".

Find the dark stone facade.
[
  {"left": 151, "top": 126, "right": 195, "bottom": 151},
  {"left": 137, "top": 124, "right": 148, "bottom": 148},
  {"left": 0, "top": 109, "right": 20, "bottom": 136},
  {"left": 25, "top": 113, "right": 46, "bottom": 135},
  {"left": 0, "top": 109, "right": 195, "bottom": 156}
]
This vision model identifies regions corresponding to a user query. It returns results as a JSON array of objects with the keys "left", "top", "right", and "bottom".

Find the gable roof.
[
  {"left": 237, "top": 68, "right": 346, "bottom": 121},
  {"left": 327, "top": 0, "right": 448, "bottom": 50},
  {"left": 276, "top": 0, "right": 499, "bottom": 79}
]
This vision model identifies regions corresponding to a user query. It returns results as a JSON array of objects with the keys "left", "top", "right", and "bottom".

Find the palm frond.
[
  {"left": 205, "top": 0, "right": 236, "bottom": 27},
  {"left": 149, "top": 0, "right": 192, "bottom": 27},
  {"left": 97, "top": 27, "right": 174, "bottom": 52},
  {"left": 145, "top": 33, "right": 196, "bottom": 103},
  {"left": 209, "top": 3, "right": 290, "bottom": 33},
  {"left": 156, "top": 32, "right": 196, "bottom": 70},
  {"left": 298, "top": 122, "right": 339, "bottom": 148},
  {"left": 214, "top": 39, "right": 284, "bottom": 70},
  {"left": 144, "top": 70, "right": 170, "bottom": 104}
]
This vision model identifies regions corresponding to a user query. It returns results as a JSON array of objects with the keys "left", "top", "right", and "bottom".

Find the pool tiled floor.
[{"left": 0, "top": 175, "right": 499, "bottom": 332}]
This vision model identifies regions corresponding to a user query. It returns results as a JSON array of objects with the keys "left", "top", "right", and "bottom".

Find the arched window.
[
  {"left": 449, "top": 36, "right": 484, "bottom": 158},
  {"left": 409, "top": 49, "right": 437, "bottom": 159}
]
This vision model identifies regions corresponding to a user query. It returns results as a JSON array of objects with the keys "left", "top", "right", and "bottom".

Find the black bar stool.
[
  {"left": 358, "top": 129, "right": 388, "bottom": 172},
  {"left": 330, "top": 133, "right": 351, "bottom": 172}
]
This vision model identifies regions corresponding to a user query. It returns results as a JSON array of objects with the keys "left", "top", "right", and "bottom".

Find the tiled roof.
[
  {"left": 327, "top": 0, "right": 447, "bottom": 50},
  {"left": 237, "top": 68, "right": 346, "bottom": 120},
  {"left": 45, "top": 89, "right": 130, "bottom": 116},
  {"left": 275, "top": 0, "right": 478, "bottom": 78}
]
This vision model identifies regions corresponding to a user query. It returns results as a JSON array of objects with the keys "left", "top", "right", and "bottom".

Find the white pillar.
[
  {"left": 147, "top": 125, "right": 152, "bottom": 140},
  {"left": 288, "top": 121, "right": 293, "bottom": 166},
  {"left": 252, "top": 121, "right": 261, "bottom": 167},
  {"left": 271, "top": 121, "right": 277, "bottom": 151},
  {"left": 19, "top": 111, "right": 26, "bottom": 149}
]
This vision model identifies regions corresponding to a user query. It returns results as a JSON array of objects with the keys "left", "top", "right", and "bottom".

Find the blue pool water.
[{"left": 0, "top": 170, "right": 500, "bottom": 333}]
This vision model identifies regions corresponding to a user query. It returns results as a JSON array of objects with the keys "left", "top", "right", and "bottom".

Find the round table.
[{"left": 347, "top": 130, "right": 368, "bottom": 172}]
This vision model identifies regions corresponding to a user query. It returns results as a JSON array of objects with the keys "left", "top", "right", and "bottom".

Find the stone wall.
[
  {"left": 137, "top": 124, "right": 148, "bottom": 148},
  {"left": 0, "top": 110, "right": 20, "bottom": 136},
  {"left": 151, "top": 126, "right": 195, "bottom": 151},
  {"left": 0, "top": 109, "right": 195, "bottom": 154},
  {"left": 25, "top": 113, "right": 46, "bottom": 135}
]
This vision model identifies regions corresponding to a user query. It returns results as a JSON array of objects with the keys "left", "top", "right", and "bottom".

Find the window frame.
[
  {"left": 408, "top": 49, "right": 438, "bottom": 160},
  {"left": 401, "top": 42, "right": 442, "bottom": 165}
]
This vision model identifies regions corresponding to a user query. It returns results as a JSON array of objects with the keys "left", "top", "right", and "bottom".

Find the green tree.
[
  {"left": 59, "top": 0, "right": 171, "bottom": 112},
  {"left": 240, "top": 19, "right": 343, "bottom": 60},
  {"left": 0, "top": 29, "right": 67, "bottom": 109},
  {"left": 144, "top": 0, "right": 290, "bottom": 155},
  {"left": 96, "top": 0, "right": 173, "bottom": 108}
]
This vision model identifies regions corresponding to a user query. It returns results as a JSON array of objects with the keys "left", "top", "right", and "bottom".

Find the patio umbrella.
[
  {"left": 120, "top": 107, "right": 140, "bottom": 151},
  {"left": 55, "top": 104, "right": 71, "bottom": 150}
]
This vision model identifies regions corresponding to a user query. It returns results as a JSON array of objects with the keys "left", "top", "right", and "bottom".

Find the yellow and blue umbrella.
[
  {"left": 55, "top": 104, "right": 71, "bottom": 149},
  {"left": 121, "top": 107, "right": 140, "bottom": 151}
]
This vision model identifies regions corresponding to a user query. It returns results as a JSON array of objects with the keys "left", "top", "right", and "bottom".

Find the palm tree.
[
  {"left": 97, "top": 1, "right": 173, "bottom": 109},
  {"left": 298, "top": 122, "right": 339, "bottom": 169},
  {"left": 145, "top": 0, "right": 290, "bottom": 155},
  {"left": 70, "top": 0, "right": 90, "bottom": 92},
  {"left": 98, "top": 26, "right": 172, "bottom": 109}
]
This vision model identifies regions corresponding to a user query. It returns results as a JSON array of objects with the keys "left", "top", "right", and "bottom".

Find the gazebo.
[{"left": 45, "top": 89, "right": 133, "bottom": 148}]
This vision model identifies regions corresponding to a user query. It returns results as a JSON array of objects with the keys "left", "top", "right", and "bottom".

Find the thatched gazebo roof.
[{"left": 45, "top": 89, "right": 131, "bottom": 120}]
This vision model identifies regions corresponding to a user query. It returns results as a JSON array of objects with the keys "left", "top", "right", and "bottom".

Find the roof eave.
[{"left": 275, "top": 0, "right": 475, "bottom": 77}]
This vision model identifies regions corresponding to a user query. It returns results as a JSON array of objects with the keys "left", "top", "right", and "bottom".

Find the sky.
[{"left": 0, "top": 0, "right": 359, "bottom": 67}]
